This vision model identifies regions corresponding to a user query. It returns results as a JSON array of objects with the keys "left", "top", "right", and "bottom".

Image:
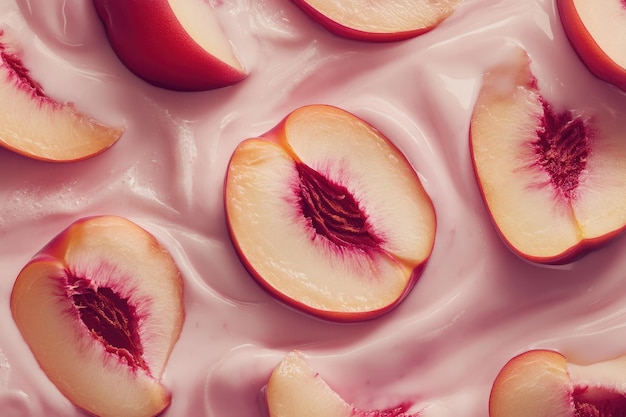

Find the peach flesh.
[
  {"left": 532, "top": 99, "right": 590, "bottom": 201},
  {"left": 296, "top": 161, "right": 382, "bottom": 249},
  {"left": 69, "top": 275, "right": 149, "bottom": 374}
]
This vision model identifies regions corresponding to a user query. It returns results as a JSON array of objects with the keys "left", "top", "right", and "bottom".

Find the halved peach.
[
  {"left": 470, "top": 47, "right": 626, "bottom": 264},
  {"left": 10, "top": 216, "right": 185, "bottom": 417},
  {"left": 225, "top": 104, "right": 436, "bottom": 321}
]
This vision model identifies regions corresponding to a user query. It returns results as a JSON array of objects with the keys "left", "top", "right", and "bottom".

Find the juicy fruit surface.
[
  {"left": 266, "top": 351, "right": 417, "bottom": 417},
  {"left": 225, "top": 104, "right": 436, "bottom": 320},
  {"left": 570, "top": 0, "right": 626, "bottom": 68},
  {"left": 10, "top": 216, "right": 184, "bottom": 417},
  {"left": 489, "top": 350, "right": 574, "bottom": 417},
  {"left": 293, "top": 0, "right": 461, "bottom": 40},
  {"left": 470, "top": 47, "right": 626, "bottom": 263},
  {"left": 557, "top": 0, "right": 626, "bottom": 90},
  {"left": 491, "top": 350, "right": 626, "bottom": 417},
  {"left": 0, "top": 33, "right": 122, "bottom": 161}
]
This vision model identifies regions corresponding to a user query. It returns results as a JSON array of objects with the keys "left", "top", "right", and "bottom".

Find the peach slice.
[
  {"left": 0, "top": 31, "right": 122, "bottom": 162},
  {"left": 225, "top": 104, "right": 436, "bottom": 322},
  {"left": 557, "top": 0, "right": 626, "bottom": 91},
  {"left": 266, "top": 351, "right": 416, "bottom": 417},
  {"left": 490, "top": 349, "right": 626, "bottom": 417},
  {"left": 469, "top": 47, "right": 626, "bottom": 264},
  {"left": 93, "top": 0, "right": 246, "bottom": 91},
  {"left": 10, "top": 216, "right": 185, "bottom": 417},
  {"left": 291, "top": 0, "right": 461, "bottom": 42}
]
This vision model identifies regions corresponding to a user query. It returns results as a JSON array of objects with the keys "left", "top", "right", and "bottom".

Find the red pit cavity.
[
  {"left": 69, "top": 277, "right": 149, "bottom": 373},
  {"left": 574, "top": 388, "right": 626, "bottom": 417},
  {"left": 296, "top": 161, "right": 382, "bottom": 249},
  {"left": 0, "top": 42, "right": 46, "bottom": 98},
  {"left": 359, "top": 403, "right": 413, "bottom": 417},
  {"left": 532, "top": 100, "right": 590, "bottom": 201}
]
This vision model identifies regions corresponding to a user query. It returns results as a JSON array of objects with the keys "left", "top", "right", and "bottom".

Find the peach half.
[
  {"left": 266, "top": 351, "right": 417, "bottom": 417},
  {"left": 10, "top": 216, "right": 185, "bottom": 417},
  {"left": 470, "top": 47, "right": 626, "bottom": 264},
  {"left": 93, "top": 0, "right": 246, "bottom": 91},
  {"left": 0, "top": 31, "right": 122, "bottom": 162},
  {"left": 490, "top": 349, "right": 626, "bottom": 417},
  {"left": 225, "top": 104, "right": 436, "bottom": 321},
  {"left": 557, "top": 0, "right": 626, "bottom": 91},
  {"left": 291, "top": 0, "right": 461, "bottom": 42}
]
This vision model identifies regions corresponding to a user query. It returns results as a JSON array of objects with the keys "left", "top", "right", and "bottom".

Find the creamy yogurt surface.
[{"left": 2, "top": 0, "right": 626, "bottom": 416}]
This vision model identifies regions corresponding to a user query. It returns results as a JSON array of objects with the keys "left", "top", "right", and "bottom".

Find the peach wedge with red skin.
[
  {"left": 490, "top": 349, "right": 626, "bottom": 417},
  {"left": 225, "top": 104, "right": 436, "bottom": 321},
  {"left": 0, "top": 32, "right": 122, "bottom": 162},
  {"left": 10, "top": 215, "right": 185, "bottom": 417},
  {"left": 470, "top": 47, "right": 626, "bottom": 264},
  {"left": 291, "top": 0, "right": 461, "bottom": 42},
  {"left": 557, "top": 0, "right": 626, "bottom": 91},
  {"left": 266, "top": 351, "right": 417, "bottom": 417},
  {"left": 93, "top": 0, "right": 245, "bottom": 91}
]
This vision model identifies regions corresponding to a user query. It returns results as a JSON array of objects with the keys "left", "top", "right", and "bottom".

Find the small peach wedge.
[
  {"left": 266, "top": 351, "right": 416, "bottom": 417},
  {"left": 291, "top": 0, "right": 461, "bottom": 42},
  {"left": 0, "top": 31, "right": 123, "bottom": 162},
  {"left": 93, "top": 0, "right": 246, "bottom": 91}
]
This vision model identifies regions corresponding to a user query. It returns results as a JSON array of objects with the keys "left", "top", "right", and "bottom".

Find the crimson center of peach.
[
  {"left": 69, "top": 277, "right": 149, "bottom": 373},
  {"left": 296, "top": 162, "right": 381, "bottom": 248},
  {"left": 0, "top": 41, "right": 46, "bottom": 98},
  {"left": 532, "top": 100, "right": 590, "bottom": 201},
  {"left": 573, "top": 387, "right": 626, "bottom": 417}
]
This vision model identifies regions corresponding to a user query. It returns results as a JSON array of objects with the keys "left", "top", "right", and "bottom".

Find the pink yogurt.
[{"left": 1, "top": 0, "right": 626, "bottom": 416}]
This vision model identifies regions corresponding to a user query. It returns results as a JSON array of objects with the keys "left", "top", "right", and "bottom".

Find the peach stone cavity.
[
  {"left": 470, "top": 47, "right": 626, "bottom": 264},
  {"left": 225, "top": 104, "right": 436, "bottom": 321},
  {"left": 10, "top": 216, "right": 184, "bottom": 417}
]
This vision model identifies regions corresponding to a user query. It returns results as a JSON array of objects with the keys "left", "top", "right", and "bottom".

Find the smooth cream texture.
[{"left": 2, "top": 0, "right": 626, "bottom": 416}]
